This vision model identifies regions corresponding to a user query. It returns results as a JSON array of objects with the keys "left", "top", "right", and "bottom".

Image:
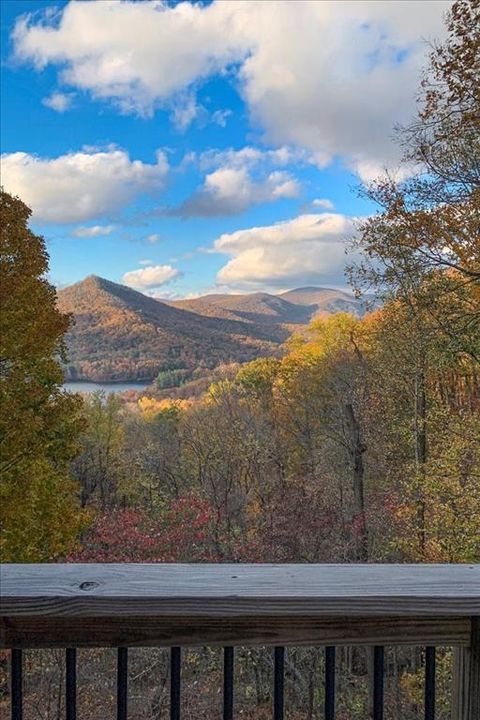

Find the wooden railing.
[{"left": 1, "top": 563, "right": 479, "bottom": 719}]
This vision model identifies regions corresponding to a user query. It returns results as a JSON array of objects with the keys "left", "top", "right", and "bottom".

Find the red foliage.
[{"left": 68, "top": 496, "right": 223, "bottom": 562}]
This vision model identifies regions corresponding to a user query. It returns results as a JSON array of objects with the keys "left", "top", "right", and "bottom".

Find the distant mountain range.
[
  {"left": 169, "top": 286, "right": 364, "bottom": 325},
  {"left": 57, "top": 276, "right": 370, "bottom": 383}
]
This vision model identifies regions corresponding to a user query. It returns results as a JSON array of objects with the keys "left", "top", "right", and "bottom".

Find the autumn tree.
[
  {"left": 71, "top": 392, "right": 126, "bottom": 509},
  {"left": 346, "top": 0, "right": 480, "bottom": 561},
  {"left": 123, "top": 398, "right": 186, "bottom": 506},
  {"left": 0, "top": 190, "right": 85, "bottom": 561},
  {"left": 350, "top": 0, "right": 480, "bottom": 358},
  {"left": 276, "top": 314, "right": 374, "bottom": 561}
]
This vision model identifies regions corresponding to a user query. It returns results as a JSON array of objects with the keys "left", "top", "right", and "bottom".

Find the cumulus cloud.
[
  {"left": 13, "top": 0, "right": 450, "bottom": 180},
  {"left": 122, "top": 264, "right": 181, "bottom": 290},
  {"left": 171, "top": 144, "right": 302, "bottom": 217},
  {"left": 12, "top": 0, "right": 244, "bottom": 116},
  {"left": 1, "top": 147, "right": 168, "bottom": 223},
  {"left": 214, "top": 212, "right": 361, "bottom": 290},
  {"left": 312, "top": 198, "right": 334, "bottom": 210},
  {"left": 72, "top": 224, "right": 115, "bottom": 237},
  {"left": 42, "top": 91, "right": 74, "bottom": 112},
  {"left": 175, "top": 167, "right": 299, "bottom": 217}
]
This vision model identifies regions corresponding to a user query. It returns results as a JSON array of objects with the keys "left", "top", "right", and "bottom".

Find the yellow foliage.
[
  {"left": 138, "top": 396, "right": 190, "bottom": 420},
  {"left": 0, "top": 457, "right": 88, "bottom": 562}
]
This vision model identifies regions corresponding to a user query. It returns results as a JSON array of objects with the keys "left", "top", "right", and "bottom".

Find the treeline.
[{"left": 71, "top": 303, "right": 479, "bottom": 567}]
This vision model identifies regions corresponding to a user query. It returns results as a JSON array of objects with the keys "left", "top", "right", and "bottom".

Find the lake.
[{"left": 63, "top": 381, "right": 150, "bottom": 395}]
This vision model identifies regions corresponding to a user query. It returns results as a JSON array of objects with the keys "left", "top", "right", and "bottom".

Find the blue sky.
[{"left": 1, "top": 0, "right": 450, "bottom": 297}]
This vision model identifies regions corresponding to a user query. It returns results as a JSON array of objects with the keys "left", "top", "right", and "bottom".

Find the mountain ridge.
[{"left": 57, "top": 276, "right": 367, "bottom": 383}]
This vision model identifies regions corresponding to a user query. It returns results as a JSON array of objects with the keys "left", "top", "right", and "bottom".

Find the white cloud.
[
  {"left": 145, "top": 233, "right": 161, "bottom": 244},
  {"left": 197, "top": 145, "right": 307, "bottom": 172},
  {"left": 312, "top": 198, "right": 334, "bottom": 210},
  {"left": 1, "top": 147, "right": 168, "bottom": 223},
  {"left": 235, "top": 1, "right": 451, "bottom": 180},
  {"left": 122, "top": 264, "right": 181, "bottom": 290},
  {"left": 170, "top": 94, "right": 201, "bottom": 131},
  {"left": 138, "top": 259, "right": 153, "bottom": 265},
  {"left": 42, "top": 91, "right": 74, "bottom": 112},
  {"left": 172, "top": 144, "right": 302, "bottom": 217},
  {"left": 13, "top": 0, "right": 451, "bottom": 180},
  {"left": 72, "top": 224, "right": 115, "bottom": 237},
  {"left": 12, "top": 0, "right": 245, "bottom": 116},
  {"left": 214, "top": 212, "right": 361, "bottom": 290},
  {"left": 176, "top": 167, "right": 299, "bottom": 217},
  {"left": 211, "top": 109, "right": 232, "bottom": 127}
]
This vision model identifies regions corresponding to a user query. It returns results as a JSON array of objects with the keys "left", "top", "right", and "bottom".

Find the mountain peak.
[
  {"left": 57, "top": 276, "right": 285, "bottom": 383},
  {"left": 284, "top": 286, "right": 329, "bottom": 293},
  {"left": 71, "top": 274, "right": 113, "bottom": 293}
]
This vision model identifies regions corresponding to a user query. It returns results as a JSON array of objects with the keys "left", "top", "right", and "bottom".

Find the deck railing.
[{"left": 1, "top": 563, "right": 479, "bottom": 719}]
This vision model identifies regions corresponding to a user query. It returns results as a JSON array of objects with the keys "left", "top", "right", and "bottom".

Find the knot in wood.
[{"left": 79, "top": 581, "right": 100, "bottom": 591}]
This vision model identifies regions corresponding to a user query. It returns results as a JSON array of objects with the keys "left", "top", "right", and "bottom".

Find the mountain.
[
  {"left": 57, "top": 277, "right": 368, "bottom": 383},
  {"left": 57, "top": 276, "right": 282, "bottom": 382},
  {"left": 279, "top": 286, "right": 364, "bottom": 317},
  {"left": 169, "top": 292, "right": 312, "bottom": 325}
]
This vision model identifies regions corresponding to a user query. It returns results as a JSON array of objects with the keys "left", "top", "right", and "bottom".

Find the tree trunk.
[
  {"left": 345, "top": 402, "right": 368, "bottom": 561},
  {"left": 414, "top": 371, "right": 427, "bottom": 553}
]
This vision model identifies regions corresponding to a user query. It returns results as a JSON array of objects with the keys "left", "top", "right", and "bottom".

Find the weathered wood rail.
[{"left": 1, "top": 563, "right": 479, "bottom": 719}]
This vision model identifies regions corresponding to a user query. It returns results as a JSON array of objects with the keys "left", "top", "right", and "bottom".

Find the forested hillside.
[
  {"left": 57, "top": 276, "right": 287, "bottom": 381},
  {"left": 279, "top": 286, "right": 368, "bottom": 317},
  {"left": 58, "top": 277, "right": 366, "bottom": 382},
  {"left": 168, "top": 286, "right": 366, "bottom": 324}
]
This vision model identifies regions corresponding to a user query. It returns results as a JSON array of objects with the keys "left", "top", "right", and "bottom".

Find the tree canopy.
[{"left": 0, "top": 190, "right": 85, "bottom": 561}]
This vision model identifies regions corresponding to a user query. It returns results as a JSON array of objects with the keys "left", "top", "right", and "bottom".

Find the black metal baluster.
[
  {"left": 325, "top": 646, "right": 335, "bottom": 720},
  {"left": 117, "top": 647, "right": 128, "bottom": 720},
  {"left": 274, "top": 646, "right": 285, "bottom": 720},
  {"left": 373, "top": 646, "right": 384, "bottom": 720},
  {"left": 223, "top": 647, "right": 234, "bottom": 720},
  {"left": 170, "top": 647, "right": 181, "bottom": 720},
  {"left": 425, "top": 647, "right": 435, "bottom": 720},
  {"left": 66, "top": 648, "right": 77, "bottom": 720},
  {"left": 11, "top": 649, "right": 22, "bottom": 720}
]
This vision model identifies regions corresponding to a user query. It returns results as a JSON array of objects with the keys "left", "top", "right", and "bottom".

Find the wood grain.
[
  {"left": 1, "top": 564, "right": 479, "bottom": 649},
  {"left": 1, "top": 564, "right": 479, "bottom": 617},
  {"left": 1, "top": 615, "right": 471, "bottom": 649}
]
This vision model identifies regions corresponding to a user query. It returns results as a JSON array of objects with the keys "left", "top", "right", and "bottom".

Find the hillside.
[
  {"left": 57, "top": 277, "right": 282, "bottom": 382},
  {"left": 171, "top": 287, "right": 366, "bottom": 324},
  {"left": 169, "top": 292, "right": 312, "bottom": 325},
  {"left": 58, "top": 277, "right": 367, "bottom": 382},
  {"left": 280, "top": 286, "right": 365, "bottom": 317}
]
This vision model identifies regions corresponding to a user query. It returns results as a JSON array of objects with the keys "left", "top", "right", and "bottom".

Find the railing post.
[{"left": 452, "top": 618, "right": 480, "bottom": 720}]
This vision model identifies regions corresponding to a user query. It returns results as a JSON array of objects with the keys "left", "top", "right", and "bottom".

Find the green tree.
[{"left": 0, "top": 190, "right": 85, "bottom": 561}]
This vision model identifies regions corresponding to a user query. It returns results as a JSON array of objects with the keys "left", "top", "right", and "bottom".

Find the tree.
[
  {"left": 350, "top": 0, "right": 480, "bottom": 358},
  {"left": 361, "top": 299, "right": 480, "bottom": 562},
  {"left": 277, "top": 314, "right": 372, "bottom": 560},
  {"left": 0, "top": 190, "right": 84, "bottom": 561},
  {"left": 68, "top": 497, "right": 224, "bottom": 563},
  {"left": 71, "top": 392, "right": 125, "bottom": 509}
]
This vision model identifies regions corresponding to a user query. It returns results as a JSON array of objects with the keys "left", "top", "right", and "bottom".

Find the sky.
[{"left": 1, "top": 0, "right": 451, "bottom": 298}]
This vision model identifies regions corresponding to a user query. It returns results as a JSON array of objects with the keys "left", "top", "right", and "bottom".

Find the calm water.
[{"left": 63, "top": 381, "right": 149, "bottom": 394}]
